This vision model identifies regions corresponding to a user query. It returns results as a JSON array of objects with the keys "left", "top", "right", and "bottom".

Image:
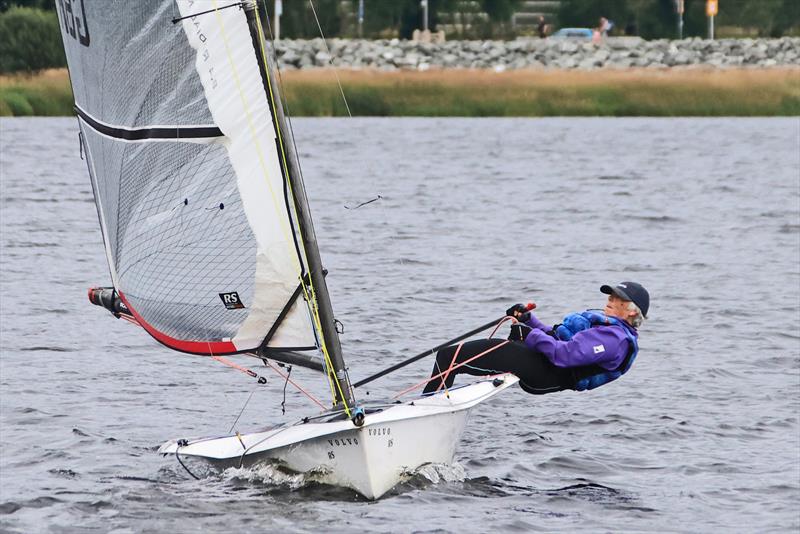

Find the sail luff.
[{"left": 243, "top": 2, "right": 355, "bottom": 409}]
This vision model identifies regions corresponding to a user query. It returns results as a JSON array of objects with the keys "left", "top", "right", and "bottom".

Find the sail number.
[{"left": 57, "top": 0, "right": 90, "bottom": 47}]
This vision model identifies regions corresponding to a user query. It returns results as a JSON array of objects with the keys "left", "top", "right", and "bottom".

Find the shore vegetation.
[{"left": 1, "top": 67, "right": 798, "bottom": 117}]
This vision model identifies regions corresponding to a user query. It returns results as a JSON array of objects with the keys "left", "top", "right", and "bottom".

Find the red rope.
[
  {"left": 488, "top": 316, "right": 514, "bottom": 338},
  {"left": 118, "top": 306, "right": 326, "bottom": 411},
  {"left": 435, "top": 341, "right": 465, "bottom": 394},
  {"left": 392, "top": 339, "right": 511, "bottom": 399},
  {"left": 212, "top": 355, "right": 327, "bottom": 411},
  {"left": 118, "top": 313, "right": 140, "bottom": 326},
  {"left": 260, "top": 358, "right": 327, "bottom": 410}
]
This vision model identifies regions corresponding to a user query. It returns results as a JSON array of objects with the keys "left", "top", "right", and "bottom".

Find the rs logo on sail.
[
  {"left": 57, "top": 0, "right": 90, "bottom": 46},
  {"left": 219, "top": 292, "right": 245, "bottom": 310}
]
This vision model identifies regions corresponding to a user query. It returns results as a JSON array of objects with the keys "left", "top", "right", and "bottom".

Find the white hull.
[{"left": 159, "top": 374, "right": 519, "bottom": 499}]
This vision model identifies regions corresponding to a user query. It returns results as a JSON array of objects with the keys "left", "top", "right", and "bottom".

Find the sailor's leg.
[
  {"left": 422, "top": 339, "right": 525, "bottom": 394},
  {"left": 422, "top": 338, "right": 574, "bottom": 395}
]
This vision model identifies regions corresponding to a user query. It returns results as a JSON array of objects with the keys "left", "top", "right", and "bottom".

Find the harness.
[{"left": 553, "top": 311, "right": 639, "bottom": 391}]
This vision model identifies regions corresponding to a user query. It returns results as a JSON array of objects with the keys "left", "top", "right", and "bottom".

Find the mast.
[{"left": 243, "top": 1, "right": 355, "bottom": 408}]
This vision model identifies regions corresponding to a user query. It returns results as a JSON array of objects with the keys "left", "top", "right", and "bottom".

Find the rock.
[
  {"left": 281, "top": 49, "right": 300, "bottom": 66},
  {"left": 298, "top": 54, "right": 313, "bottom": 69},
  {"left": 559, "top": 41, "right": 579, "bottom": 54},
  {"left": 707, "top": 57, "right": 726, "bottom": 68},
  {"left": 269, "top": 37, "right": 799, "bottom": 71},
  {"left": 594, "top": 49, "right": 610, "bottom": 63},
  {"left": 314, "top": 51, "right": 331, "bottom": 66},
  {"left": 560, "top": 56, "right": 578, "bottom": 69}
]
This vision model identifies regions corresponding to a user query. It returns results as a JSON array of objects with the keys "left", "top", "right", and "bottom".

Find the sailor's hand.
[
  {"left": 506, "top": 302, "right": 536, "bottom": 320},
  {"left": 509, "top": 322, "right": 533, "bottom": 341},
  {"left": 506, "top": 303, "right": 526, "bottom": 317}
]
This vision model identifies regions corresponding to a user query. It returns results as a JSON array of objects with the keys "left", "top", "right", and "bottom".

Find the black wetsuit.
[{"left": 422, "top": 338, "right": 575, "bottom": 395}]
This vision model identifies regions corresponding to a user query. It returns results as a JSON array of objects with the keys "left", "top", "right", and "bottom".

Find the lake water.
[{"left": 1, "top": 117, "right": 798, "bottom": 533}]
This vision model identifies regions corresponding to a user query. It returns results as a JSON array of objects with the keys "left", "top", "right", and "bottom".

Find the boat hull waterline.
[{"left": 159, "top": 374, "right": 520, "bottom": 499}]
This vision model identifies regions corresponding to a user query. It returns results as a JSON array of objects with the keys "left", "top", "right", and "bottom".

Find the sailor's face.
[{"left": 604, "top": 294, "right": 633, "bottom": 321}]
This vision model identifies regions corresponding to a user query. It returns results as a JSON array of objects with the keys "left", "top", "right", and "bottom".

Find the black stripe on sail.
[{"left": 75, "top": 106, "right": 223, "bottom": 140}]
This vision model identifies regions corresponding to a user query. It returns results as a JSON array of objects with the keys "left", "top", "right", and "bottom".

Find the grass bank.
[
  {"left": 2, "top": 68, "right": 798, "bottom": 117},
  {"left": 0, "top": 69, "right": 74, "bottom": 116}
]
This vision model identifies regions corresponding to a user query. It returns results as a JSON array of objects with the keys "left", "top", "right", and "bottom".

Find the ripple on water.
[
  {"left": 2, "top": 116, "right": 799, "bottom": 532},
  {"left": 0, "top": 496, "right": 62, "bottom": 514}
]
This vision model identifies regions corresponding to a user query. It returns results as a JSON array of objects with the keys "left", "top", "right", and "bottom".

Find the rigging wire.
[
  {"left": 258, "top": 7, "right": 316, "bottom": 226},
  {"left": 207, "top": 1, "right": 346, "bottom": 412},
  {"left": 280, "top": 364, "right": 292, "bottom": 414},
  {"left": 171, "top": 2, "right": 243, "bottom": 24},
  {"left": 228, "top": 387, "right": 259, "bottom": 434},
  {"left": 259, "top": 357, "right": 327, "bottom": 410},
  {"left": 253, "top": 3, "right": 352, "bottom": 415},
  {"left": 307, "top": 0, "right": 353, "bottom": 118}
]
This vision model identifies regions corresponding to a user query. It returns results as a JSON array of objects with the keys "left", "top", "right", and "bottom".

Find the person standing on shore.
[{"left": 537, "top": 15, "right": 547, "bottom": 39}]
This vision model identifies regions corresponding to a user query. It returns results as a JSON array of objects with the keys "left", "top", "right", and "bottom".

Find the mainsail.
[{"left": 57, "top": 0, "right": 348, "bottom": 404}]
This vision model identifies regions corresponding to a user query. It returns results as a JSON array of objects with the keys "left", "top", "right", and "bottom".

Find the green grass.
[
  {"left": 2, "top": 68, "right": 798, "bottom": 117},
  {"left": 281, "top": 68, "right": 800, "bottom": 116},
  {"left": 0, "top": 70, "right": 74, "bottom": 116}
]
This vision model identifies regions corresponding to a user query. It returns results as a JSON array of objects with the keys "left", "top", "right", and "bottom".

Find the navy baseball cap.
[{"left": 601, "top": 281, "right": 649, "bottom": 318}]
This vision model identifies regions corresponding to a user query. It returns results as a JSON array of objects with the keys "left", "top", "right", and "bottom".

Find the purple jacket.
[{"left": 522, "top": 313, "right": 636, "bottom": 370}]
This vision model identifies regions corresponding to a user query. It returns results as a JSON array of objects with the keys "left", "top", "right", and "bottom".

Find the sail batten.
[{"left": 58, "top": 0, "right": 322, "bottom": 361}]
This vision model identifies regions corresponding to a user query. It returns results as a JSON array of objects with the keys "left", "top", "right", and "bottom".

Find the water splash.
[
  {"left": 222, "top": 463, "right": 332, "bottom": 491},
  {"left": 404, "top": 462, "right": 467, "bottom": 484}
]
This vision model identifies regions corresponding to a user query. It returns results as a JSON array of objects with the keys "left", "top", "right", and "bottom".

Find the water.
[{"left": 1, "top": 117, "right": 798, "bottom": 533}]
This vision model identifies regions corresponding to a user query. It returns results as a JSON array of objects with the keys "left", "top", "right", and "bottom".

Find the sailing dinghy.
[{"left": 58, "top": 0, "right": 518, "bottom": 499}]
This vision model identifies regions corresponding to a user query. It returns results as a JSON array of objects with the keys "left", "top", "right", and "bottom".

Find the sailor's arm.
[
  {"left": 521, "top": 312, "right": 551, "bottom": 332},
  {"left": 524, "top": 327, "right": 627, "bottom": 368}
]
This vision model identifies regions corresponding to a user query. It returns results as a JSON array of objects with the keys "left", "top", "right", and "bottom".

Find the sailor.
[{"left": 422, "top": 282, "right": 649, "bottom": 395}]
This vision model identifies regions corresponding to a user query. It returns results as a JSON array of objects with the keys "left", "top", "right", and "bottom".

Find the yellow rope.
[
  {"left": 209, "top": 2, "right": 349, "bottom": 414},
  {"left": 208, "top": 3, "right": 339, "bottom": 407},
  {"left": 253, "top": 7, "right": 352, "bottom": 417},
  {"left": 210, "top": 3, "right": 301, "bottom": 273}
]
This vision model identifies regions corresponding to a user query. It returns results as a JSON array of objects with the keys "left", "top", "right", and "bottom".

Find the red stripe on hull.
[{"left": 117, "top": 292, "right": 238, "bottom": 355}]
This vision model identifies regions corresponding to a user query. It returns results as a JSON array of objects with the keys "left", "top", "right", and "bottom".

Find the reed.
[
  {"left": 2, "top": 67, "right": 798, "bottom": 117},
  {"left": 281, "top": 68, "right": 800, "bottom": 117},
  {"left": 0, "top": 69, "right": 74, "bottom": 116}
]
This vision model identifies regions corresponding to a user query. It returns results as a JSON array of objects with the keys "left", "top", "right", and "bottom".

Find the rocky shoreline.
[{"left": 275, "top": 37, "right": 800, "bottom": 70}]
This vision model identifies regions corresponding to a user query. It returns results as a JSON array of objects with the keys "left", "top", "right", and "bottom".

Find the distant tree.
[
  {"left": 478, "top": 0, "right": 521, "bottom": 37},
  {"left": 715, "top": 0, "right": 800, "bottom": 36},
  {"left": 0, "top": 7, "right": 65, "bottom": 73},
  {"left": 0, "top": 0, "right": 53, "bottom": 13},
  {"left": 772, "top": 0, "right": 800, "bottom": 36},
  {"left": 396, "top": 0, "right": 459, "bottom": 40},
  {"left": 557, "top": 0, "right": 632, "bottom": 32},
  {"left": 263, "top": 0, "right": 343, "bottom": 39},
  {"left": 559, "top": 0, "right": 799, "bottom": 39},
  {"left": 479, "top": 0, "right": 521, "bottom": 22}
]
